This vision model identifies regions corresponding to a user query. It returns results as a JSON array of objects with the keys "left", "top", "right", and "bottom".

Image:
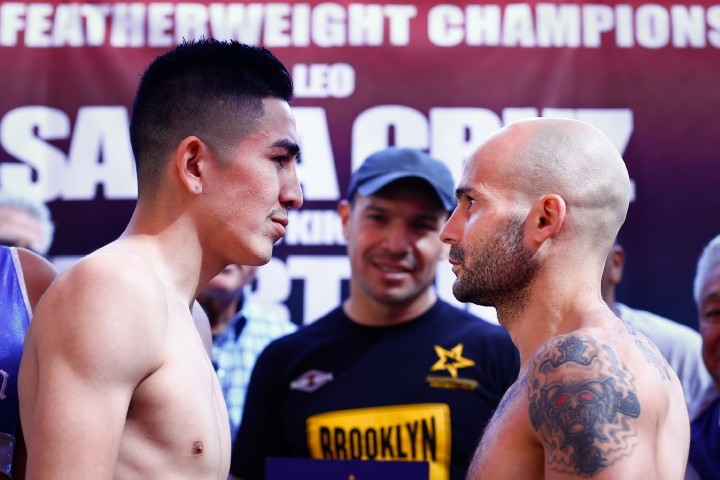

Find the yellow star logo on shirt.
[{"left": 431, "top": 343, "right": 476, "bottom": 379}]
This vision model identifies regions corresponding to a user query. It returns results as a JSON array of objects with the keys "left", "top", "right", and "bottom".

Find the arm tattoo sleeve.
[{"left": 527, "top": 334, "right": 640, "bottom": 477}]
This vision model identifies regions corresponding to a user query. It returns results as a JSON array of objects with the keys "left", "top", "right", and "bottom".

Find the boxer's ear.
[
  {"left": 175, "top": 135, "right": 210, "bottom": 195},
  {"left": 529, "top": 194, "right": 566, "bottom": 245}
]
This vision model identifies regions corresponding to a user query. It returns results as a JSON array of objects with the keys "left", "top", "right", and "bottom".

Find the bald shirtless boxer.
[
  {"left": 18, "top": 39, "right": 302, "bottom": 479},
  {"left": 440, "top": 118, "right": 689, "bottom": 479}
]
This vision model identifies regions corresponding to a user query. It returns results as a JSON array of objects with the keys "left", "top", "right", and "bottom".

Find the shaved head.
[{"left": 467, "top": 118, "right": 631, "bottom": 252}]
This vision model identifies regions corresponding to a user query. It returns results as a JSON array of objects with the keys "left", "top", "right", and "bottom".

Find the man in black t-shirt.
[{"left": 231, "top": 148, "right": 519, "bottom": 480}]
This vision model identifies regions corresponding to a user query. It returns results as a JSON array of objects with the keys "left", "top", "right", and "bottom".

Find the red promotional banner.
[{"left": 1, "top": 1, "right": 718, "bottom": 326}]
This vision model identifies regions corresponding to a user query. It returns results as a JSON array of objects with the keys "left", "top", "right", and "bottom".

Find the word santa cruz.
[
  {"left": 0, "top": 105, "right": 633, "bottom": 203},
  {"left": 1, "top": 2, "right": 720, "bottom": 49}
]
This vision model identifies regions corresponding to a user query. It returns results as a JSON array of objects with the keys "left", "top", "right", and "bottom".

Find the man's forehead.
[
  {"left": 455, "top": 181, "right": 499, "bottom": 202},
  {"left": 240, "top": 125, "right": 299, "bottom": 156},
  {"left": 466, "top": 130, "right": 521, "bottom": 174},
  {"left": 461, "top": 152, "right": 499, "bottom": 187},
  {"left": 244, "top": 98, "right": 296, "bottom": 136},
  {"left": 359, "top": 194, "right": 447, "bottom": 219},
  {"left": 459, "top": 151, "right": 524, "bottom": 203}
]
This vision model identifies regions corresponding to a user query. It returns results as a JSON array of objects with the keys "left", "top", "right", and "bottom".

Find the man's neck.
[
  {"left": 122, "top": 203, "right": 223, "bottom": 305},
  {"left": 342, "top": 286, "right": 437, "bottom": 327},
  {"left": 497, "top": 278, "right": 612, "bottom": 368}
]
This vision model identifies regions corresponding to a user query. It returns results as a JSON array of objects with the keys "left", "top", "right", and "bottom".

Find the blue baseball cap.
[{"left": 347, "top": 147, "right": 457, "bottom": 211}]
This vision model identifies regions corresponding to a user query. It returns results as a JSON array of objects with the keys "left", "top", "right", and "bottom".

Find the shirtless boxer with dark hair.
[{"left": 19, "top": 39, "right": 302, "bottom": 479}]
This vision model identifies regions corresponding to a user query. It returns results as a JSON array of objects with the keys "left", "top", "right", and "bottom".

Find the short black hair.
[{"left": 129, "top": 38, "right": 293, "bottom": 195}]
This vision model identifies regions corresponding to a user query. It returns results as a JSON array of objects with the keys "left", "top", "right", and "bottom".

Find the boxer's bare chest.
[
  {"left": 117, "top": 306, "right": 231, "bottom": 478},
  {"left": 467, "top": 371, "right": 544, "bottom": 480}
]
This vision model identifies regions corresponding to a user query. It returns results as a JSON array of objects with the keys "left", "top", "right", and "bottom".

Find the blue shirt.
[{"left": 212, "top": 299, "right": 297, "bottom": 443}]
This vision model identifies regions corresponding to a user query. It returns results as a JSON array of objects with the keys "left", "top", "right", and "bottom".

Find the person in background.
[
  {"left": 18, "top": 39, "right": 302, "bottom": 479},
  {"left": 231, "top": 147, "right": 520, "bottom": 480},
  {"left": 686, "top": 234, "right": 720, "bottom": 480},
  {"left": 197, "top": 264, "right": 297, "bottom": 443},
  {"left": 441, "top": 118, "right": 689, "bottom": 479},
  {"left": 0, "top": 191, "right": 54, "bottom": 255},
  {"left": 0, "top": 191, "right": 57, "bottom": 478},
  {"left": 602, "top": 239, "right": 716, "bottom": 419}
]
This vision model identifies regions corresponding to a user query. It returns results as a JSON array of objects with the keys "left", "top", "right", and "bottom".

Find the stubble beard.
[{"left": 450, "top": 217, "right": 540, "bottom": 317}]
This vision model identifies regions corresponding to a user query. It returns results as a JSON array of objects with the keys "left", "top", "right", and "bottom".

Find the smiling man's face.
[{"left": 339, "top": 179, "right": 449, "bottom": 307}]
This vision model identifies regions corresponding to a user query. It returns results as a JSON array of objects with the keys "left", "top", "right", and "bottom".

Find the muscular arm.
[
  {"left": 19, "top": 255, "right": 165, "bottom": 479},
  {"left": 526, "top": 333, "right": 648, "bottom": 479}
]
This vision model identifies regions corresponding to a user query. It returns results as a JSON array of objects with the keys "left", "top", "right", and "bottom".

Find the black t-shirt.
[{"left": 231, "top": 300, "right": 520, "bottom": 480}]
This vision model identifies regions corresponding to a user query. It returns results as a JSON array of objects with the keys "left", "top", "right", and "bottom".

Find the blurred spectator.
[
  {"left": 686, "top": 234, "right": 720, "bottom": 480},
  {"left": 0, "top": 191, "right": 54, "bottom": 255},
  {"left": 0, "top": 191, "right": 56, "bottom": 478},
  {"left": 197, "top": 264, "right": 297, "bottom": 443},
  {"left": 602, "top": 241, "right": 715, "bottom": 419}
]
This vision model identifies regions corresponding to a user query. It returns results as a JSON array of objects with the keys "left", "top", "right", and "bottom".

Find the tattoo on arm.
[
  {"left": 527, "top": 334, "right": 640, "bottom": 477},
  {"left": 620, "top": 319, "right": 637, "bottom": 336},
  {"left": 621, "top": 319, "right": 672, "bottom": 382},
  {"left": 634, "top": 340, "right": 671, "bottom": 381}
]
